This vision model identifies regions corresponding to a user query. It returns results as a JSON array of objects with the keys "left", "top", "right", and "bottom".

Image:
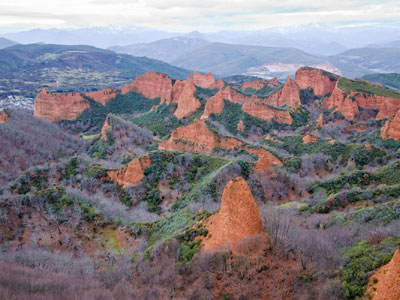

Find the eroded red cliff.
[
  {"left": 202, "top": 177, "right": 265, "bottom": 252},
  {"left": 0, "top": 110, "right": 10, "bottom": 123},
  {"left": 107, "top": 154, "right": 152, "bottom": 188},
  {"left": 34, "top": 88, "right": 90, "bottom": 122},
  {"left": 295, "top": 67, "right": 338, "bottom": 96},
  {"left": 86, "top": 88, "right": 119, "bottom": 106},
  {"left": 367, "top": 249, "right": 400, "bottom": 300},
  {"left": 159, "top": 120, "right": 242, "bottom": 153},
  {"left": 170, "top": 80, "right": 201, "bottom": 119},
  {"left": 267, "top": 76, "right": 301, "bottom": 109},
  {"left": 121, "top": 72, "right": 173, "bottom": 102},
  {"left": 242, "top": 100, "right": 292, "bottom": 124},
  {"left": 201, "top": 90, "right": 225, "bottom": 119},
  {"left": 245, "top": 147, "right": 282, "bottom": 171},
  {"left": 381, "top": 110, "right": 400, "bottom": 140}
]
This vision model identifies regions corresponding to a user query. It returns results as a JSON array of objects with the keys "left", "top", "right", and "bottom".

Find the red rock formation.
[
  {"left": 201, "top": 90, "right": 225, "bottom": 119},
  {"left": 323, "top": 84, "right": 359, "bottom": 121},
  {"left": 317, "top": 114, "right": 324, "bottom": 126},
  {"left": 242, "top": 100, "right": 292, "bottom": 124},
  {"left": 367, "top": 248, "right": 400, "bottom": 300},
  {"left": 376, "top": 97, "right": 400, "bottom": 120},
  {"left": 0, "top": 110, "right": 10, "bottom": 123},
  {"left": 302, "top": 134, "right": 318, "bottom": 144},
  {"left": 159, "top": 120, "right": 242, "bottom": 153},
  {"left": 170, "top": 80, "right": 201, "bottom": 119},
  {"left": 381, "top": 110, "right": 400, "bottom": 140},
  {"left": 107, "top": 154, "right": 152, "bottom": 188},
  {"left": 245, "top": 147, "right": 282, "bottom": 171},
  {"left": 121, "top": 72, "right": 173, "bottom": 102},
  {"left": 294, "top": 67, "right": 338, "bottom": 96},
  {"left": 34, "top": 88, "right": 90, "bottom": 122},
  {"left": 85, "top": 88, "right": 119, "bottom": 106},
  {"left": 202, "top": 177, "right": 265, "bottom": 252},
  {"left": 100, "top": 116, "right": 112, "bottom": 141},
  {"left": 237, "top": 120, "right": 245, "bottom": 131},
  {"left": 188, "top": 71, "right": 216, "bottom": 89},
  {"left": 267, "top": 76, "right": 301, "bottom": 109},
  {"left": 210, "top": 79, "right": 225, "bottom": 90},
  {"left": 241, "top": 78, "right": 280, "bottom": 91}
]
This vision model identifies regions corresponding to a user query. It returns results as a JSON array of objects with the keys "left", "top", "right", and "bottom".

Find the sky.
[{"left": 1, "top": 0, "right": 400, "bottom": 33}]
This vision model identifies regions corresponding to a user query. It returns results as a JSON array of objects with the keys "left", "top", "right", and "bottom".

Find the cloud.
[{"left": 0, "top": 0, "right": 399, "bottom": 31}]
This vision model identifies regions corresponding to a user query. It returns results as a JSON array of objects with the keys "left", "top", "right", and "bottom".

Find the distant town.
[{"left": 0, "top": 95, "right": 34, "bottom": 111}]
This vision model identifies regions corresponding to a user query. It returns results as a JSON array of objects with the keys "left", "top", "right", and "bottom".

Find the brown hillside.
[
  {"left": 242, "top": 100, "right": 292, "bottom": 124},
  {"left": 267, "top": 76, "right": 301, "bottom": 109},
  {"left": 245, "top": 147, "right": 282, "bottom": 171},
  {"left": 201, "top": 89, "right": 225, "bottom": 119},
  {"left": 170, "top": 80, "right": 201, "bottom": 119}
]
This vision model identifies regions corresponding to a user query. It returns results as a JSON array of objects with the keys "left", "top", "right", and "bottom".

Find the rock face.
[
  {"left": 34, "top": 88, "right": 90, "bottom": 122},
  {"left": 367, "top": 249, "right": 400, "bottom": 300},
  {"left": 203, "top": 177, "right": 265, "bottom": 251},
  {"left": 317, "top": 114, "right": 324, "bottom": 126},
  {"left": 188, "top": 71, "right": 216, "bottom": 89},
  {"left": 86, "top": 88, "right": 119, "bottom": 106},
  {"left": 245, "top": 147, "right": 282, "bottom": 171},
  {"left": 0, "top": 110, "right": 10, "bottom": 123},
  {"left": 302, "top": 134, "right": 319, "bottom": 144},
  {"left": 159, "top": 120, "right": 242, "bottom": 153},
  {"left": 242, "top": 100, "right": 292, "bottom": 124},
  {"left": 100, "top": 116, "right": 112, "bottom": 141},
  {"left": 121, "top": 72, "right": 173, "bottom": 102},
  {"left": 295, "top": 67, "right": 338, "bottom": 96},
  {"left": 267, "top": 76, "right": 301, "bottom": 109},
  {"left": 170, "top": 80, "right": 201, "bottom": 119},
  {"left": 201, "top": 90, "right": 225, "bottom": 119},
  {"left": 381, "top": 110, "right": 400, "bottom": 140},
  {"left": 237, "top": 120, "right": 245, "bottom": 131},
  {"left": 107, "top": 154, "right": 152, "bottom": 188},
  {"left": 323, "top": 85, "right": 359, "bottom": 121}
]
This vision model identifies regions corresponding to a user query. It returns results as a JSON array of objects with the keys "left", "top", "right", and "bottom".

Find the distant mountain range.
[
  {"left": 0, "top": 37, "right": 18, "bottom": 49},
  {"left": 0, "top": 43, "right": 191, "bottom": 97},
  {"left": 109, "top": 37, "right": 210, "bottom": 63}
]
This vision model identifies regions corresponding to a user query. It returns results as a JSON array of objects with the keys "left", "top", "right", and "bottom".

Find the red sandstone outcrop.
[
  {"left": 302, "top": 134, "right": 319, "bottom": 144},
  {"left": 295, "top": 67, "right": 338, "bottom": 96},
  {"left": 237, "top": 120, "right": 245, "bottom": 131},
  {"left": 170, "top": 80, "right": 201, "bottom": 119},
  {"left": 322, "top": 84, "right": 359, "bottom": 121},
  {"left": 188, "top": 71, "right": 215, "bottom": 89},
  {"left": 34, "top": 88, "right": 90, "bottom": 122},
  {"left": 317, "top": 114, "right": 324, "bottom": 126},
  {"left": 202, "top": 177, "right": 265, "bottom": 252},
  {"left": 267, "top": 76, "right": 301, "bottom": 109},
  {"left": 121, "top": 72, "right": 173, "bottom": 102},
  {"left": 367, "top": 248, "right": 400, "bottom": 300},
  {"left": 381, "top": 110, "right": 400, "bottom": 140},
  {"left": 107, "top": 154, "right": 152, "bottom": 188},
  {"left": 376, "top": 97, "right": 400, "bottom": 120},
  {"left": 245, "top": 147, "right": 282, "bottom": 171},
  {"left": 159, "top": 120, "right": 242, "bottom": 153},
  {"left": 241, "top": 78, "right": 280, "bottom": 91},
  {"left": 0, "top": 110, "right": 10, "bottom": 123},
  {"left": 100, "top": 116, "right": 112, "bottom": 141},
  {"left": 86, "top": 88, "right": 119, "bottom": 106},
  {"left": 242, "top": 100, "right": 292, "bottom": 124},
  {"left": 201, "top": 90, "right": 225, "bottom": 119}
]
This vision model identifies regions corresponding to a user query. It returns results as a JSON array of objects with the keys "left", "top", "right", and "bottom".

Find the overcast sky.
[{"left": 1, "top": 0, "right": 400, "bottom": 32}]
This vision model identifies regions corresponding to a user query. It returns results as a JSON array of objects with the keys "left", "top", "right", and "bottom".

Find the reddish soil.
[{"left": 381, "top": 110, "right": 400, "bottom": 140}]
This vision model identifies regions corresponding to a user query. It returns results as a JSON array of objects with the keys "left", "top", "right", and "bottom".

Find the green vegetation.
[
  {"left": 131, "top": 103, "right": 180, "bottom": 138},
  {"left": 362, "top": 73, "right": 400, "bottom": 92},
  {"left": 290, "top": 106, "right": 310, "bottom": 128},
  {"left": 338, "top": 77, "right": 400, "bottom": 98},
  {"left": 341, "top": 237, "right": 400, "bottom": 299}
]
